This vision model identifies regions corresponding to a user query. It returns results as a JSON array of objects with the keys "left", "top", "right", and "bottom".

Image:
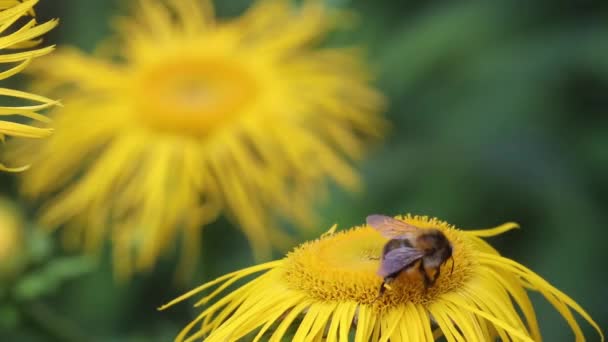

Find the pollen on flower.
[{"left": 282, "top": 215, "right": 476, "bottom": 311}]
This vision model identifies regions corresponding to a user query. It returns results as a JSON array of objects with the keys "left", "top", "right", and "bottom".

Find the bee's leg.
[
  {"left": 419, "top": 259, "right": 431, "bottom": 289},
  {"left": 373, "top": 273, "right": 398, "bottom": 302},
  {"left": 372, "top": 279, "right": 388, "bottom": 303},
  {"left": 430, "top": 266, "right": 441, "bottom": 286},
  {"left": 378, "top": 281, "right": 387, "bottom": 296},
  {"left": 379, "top": 275, "right": 395, "bottom": 294}
]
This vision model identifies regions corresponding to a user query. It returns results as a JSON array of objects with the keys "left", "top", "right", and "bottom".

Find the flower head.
[
  {"left": 10, "top": 0, "right": 385, "bottom": 278},
  {"left": 161, "top": 215, "right": 603, "bottom": 341},
  {"left": 0, "top": 0, "right": 57, "bottom": 171}
]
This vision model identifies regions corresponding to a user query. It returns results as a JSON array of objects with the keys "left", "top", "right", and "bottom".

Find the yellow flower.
[
  {"left": 0, "top": 197, "right": 25, "bottom": 278},
  {"left": 161, "top": 215, "right": 603, "bottom": 342},
  {"left": 0, "top": 0, "right": 57, "bottom": 171},
  {"left": 10, "top": 0, "right": 385, "bottom": 279}
]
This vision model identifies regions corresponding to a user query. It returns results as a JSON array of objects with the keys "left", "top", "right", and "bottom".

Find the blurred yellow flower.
[
  {"left": 11, "top": 0, "right": 385, "bottom": 278},
  {"left": 161, "top": 215, "right": 603, "bottom": 342},
  {"left": 0, "top": 0, "right": 57, "bottom": 171},
  {"left": 0, "top": 198, "right": 25, "bottom": 278}
]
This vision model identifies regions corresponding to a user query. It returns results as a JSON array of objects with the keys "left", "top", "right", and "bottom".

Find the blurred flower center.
[
  {"left": 283, "top": 219, "right": 473, "bottom": 309},
  {"left": 136, "top": 59, "right": 257, "bottom": 136}
]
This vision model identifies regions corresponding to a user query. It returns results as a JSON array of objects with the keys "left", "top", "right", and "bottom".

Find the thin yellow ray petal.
[
  {"left": 483, "top": 267, "right": 541, "bottom": 340},
  {"left": 180, "top": 330, "right": 206, "bottom": 342},
  {"left": 252, "top": 303, "right": 296, "bottom": 342},
  {"left": 458, "top": 284, "right": 516, "bottom": 341},
  {"left": 169, "top": 0, "right": 214, "bottom": 33},
  {"left": 0, "top": 87, "right": 55, "bottom": 104},
  {"left": 451, "top": 300, "right": 535, "bottom": 342},
  {"left": 174, "top": 221, "right": 202, "bottom": 284},
  {"left": 207, "top": 290, "right": 297, "bottom": 341},
  {"left": 293, "top": 303, "right": 323, "bottom": 342},
  {"left": 429, "top": 305, "right": 461, "bottom": 342},
  {"left": 338, "top": 302, "right": 358, "bottom": 341},
  {"left": 0, "top": 8, "right": 21, "bottom": 34},
  {"left": 470, "top": 272, "right": 527, "bottom": 330},
  {"left": 413, "top": 304, "right": 435, "bottom": 341},
  {"left": 218, "top": 280, "right": 292, "bottom": 330},
  {"left": 354, "top": 305, "right": 376, "bottom": 341},
  {"left": 135, "top": 145, "right": 176, "bottom": 270},
  {"left": 311, "top": 331, "right": 324, "bottom": 342},
  {"left": 467, "top": 222, "right": 519, "bottom": 237},
  {"left": 7, "top": 17, "right": 37, "bottom": 35},
  {"left": 208, "top": 154, "right": 272, "bottom": 260},
  {"left": 135, "top": 0, "right": 173, "bottom": 40},
  {"left": 444, "top": 296, "right": 488, "bottom": 341},
  {"left": 0, "top": 57, "right": 29, "bottom": 80},
  {"left": 402, "top": 303, "right": 422, "bottom": 341},
  {"left": 199, "top": 284, "right": 261, "bottom": 334},
  {"left": 38, "top": 136, "right": 145, "bottom": 227},
  {"left": 480, "top": 253, "right": 604, "bottom": 341},
  {"left": 306, "top": 302, "right": 338, "bottom": 340},
  {"left": 432, "top": 327, "right": 444, "bottom": 340},
  {"left": 112, "top": 225, "right": 135, "bottom": 280},
  {"left": 370, "top": 317, "right": 381, "bottom": 342},
  {"left": 0, "top": 19, "right": 57, "bottom": 49},
  {"left": 0, "top": 121, "right": 51, "bottom": 138},
  {"left": 0, "top": 105, "right": 55, "bottom": 122},
  {"left": 0, "top": 162, "right": 28, "bottom": 172},
  {"left": 447, "top": 307, "right": 479, "bottom": 341},
  {"left": 321, "top": 223, "right": 339, "bottom": 237},
  {"left": 158, "top": 260, "right": 281, "bottom": 310},
  {"left": 7, "top": 37, "right": 41, "bottom": 49},
  {"left": 268, "top": 300, "right": 311, "bottom": 342},
  {"left": 379, "top": 307, "right": 403, "bottom": 342},
  {"left": 339, "top": 302, "right": 357, "bottom": 341},
  {"left": 0, "top": 0, "right": 36, "bottom": 23},
  {"left": 177, "top": 283, "right": 260, "bottom": 342},
  {"left": 0, "top": 0, "right": 23, "bottom": 8},
  {"left": 0, "top": 45, "right": 54, "bottom": 63},
  {"left": 325, "top": 304, "right": 343, "bottom": 342}
]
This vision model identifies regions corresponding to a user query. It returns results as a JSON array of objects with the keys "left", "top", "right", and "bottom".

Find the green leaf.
[
  {"left": 13, "top": 257, "right": 95, "bottom": 301},
  {"left": 0, "top": 304, "right": 20, "bottom": 330},
  {"left": 25, "top": 229, "right": 53, "bottom": 264}
]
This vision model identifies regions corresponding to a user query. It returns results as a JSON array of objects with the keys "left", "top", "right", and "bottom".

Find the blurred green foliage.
[{"left": 1, "top": 0, "right": 607, "bottom": 341}]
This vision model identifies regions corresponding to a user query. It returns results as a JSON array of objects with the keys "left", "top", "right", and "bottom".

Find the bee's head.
[
  {"left": 438, "top": 241, "right": 454, "bottom": 267},
  {"left": 422, "top": 231, "right": 454, "bottom": 271},
  {"left": 437, "top": 238, "right": 454, "bottom": 274},
  {"left": 420, "top": 230, "right": 450, "bottom": 251}
]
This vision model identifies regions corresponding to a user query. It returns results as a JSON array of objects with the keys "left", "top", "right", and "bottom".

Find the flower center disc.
[
  {"left": 135, "top": 59, "right": 257, "bottom": 136},
  {"left": 282, "top": 218, "right": 474, "bottom": 310}
]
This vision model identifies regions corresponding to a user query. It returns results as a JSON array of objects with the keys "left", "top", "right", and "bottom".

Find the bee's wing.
[
  {"left": 366, "top": 214, "right": 420, "bottom": 239},
  {"left": 377, "top": 246, "right": 425, "bottom": 277}
]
